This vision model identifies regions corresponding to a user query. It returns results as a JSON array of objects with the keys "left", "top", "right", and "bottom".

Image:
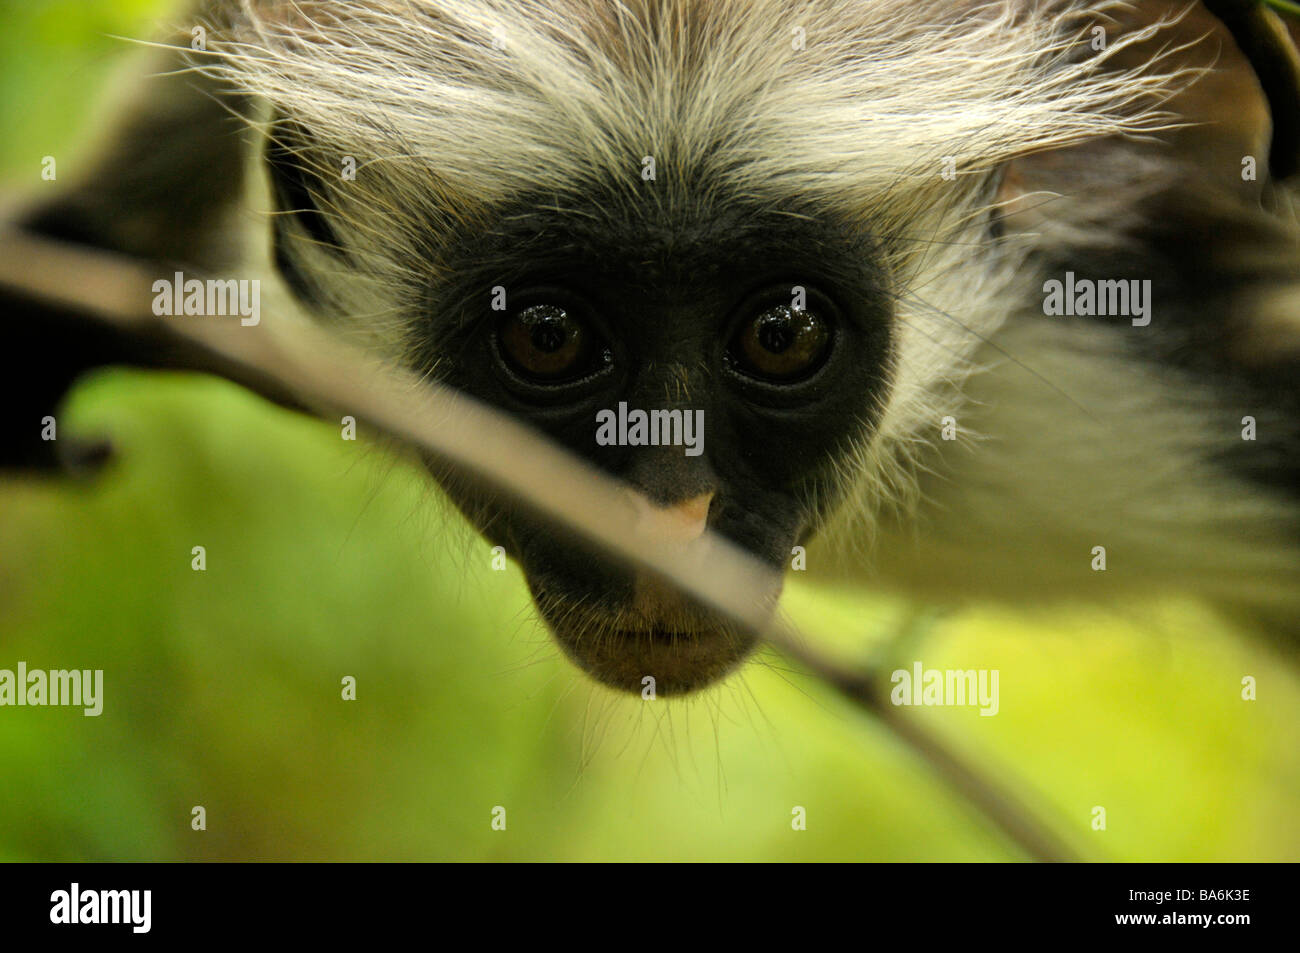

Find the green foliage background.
[{"left": 0, "top": 0, "right": 1296, "bottom": 861}]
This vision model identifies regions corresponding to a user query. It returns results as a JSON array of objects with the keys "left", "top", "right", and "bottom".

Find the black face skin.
[
  {"left": 265, "top": 141, "right": 897, "bottom": 693},
  {"left": 402, "top": 189, "right": 895, "bottom": 695}
]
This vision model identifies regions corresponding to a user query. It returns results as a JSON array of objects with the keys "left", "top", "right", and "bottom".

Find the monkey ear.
[
  {"left": 995, "top": 2, "right": 1300, "bottom": 381},
  {"left": 266, "top": 118, "right": 346, "bottom": 254},
  {"left": 1204, "top": 0, "right": 1300, "bottom": 178},
  {"left": 996, "top": 0, "right": 1299, "bottom": 232},
  {"left": 264, "top": 117, "right": 351, "bottom": 307}
]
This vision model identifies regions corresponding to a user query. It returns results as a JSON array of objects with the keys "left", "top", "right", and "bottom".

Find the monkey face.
[
  {"left": 264, "top": 120, "right": 896, "bottom": 694},
  {"left": 412, "top": 198, "right": 894, "bottom": 694}
]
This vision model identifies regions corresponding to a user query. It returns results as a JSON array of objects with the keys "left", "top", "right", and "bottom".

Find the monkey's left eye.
[
  {"left": 496, "top": 303, "right": 606, "bottom": 384},
  {"left": 728, "top": 305, "right": 832, "bottom": 383}
]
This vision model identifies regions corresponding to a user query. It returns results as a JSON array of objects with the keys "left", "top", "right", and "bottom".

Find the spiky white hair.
[{"left": 189, "top": 1, "right": 1286, "bottom": 612}]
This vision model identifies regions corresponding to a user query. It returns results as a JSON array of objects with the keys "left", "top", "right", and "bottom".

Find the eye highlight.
[
  {"left": 496, "top": 303, "right": 603, "bottom": 383},
  {"left": 729, "top": 304, "right": 832, "bottom": 383}
]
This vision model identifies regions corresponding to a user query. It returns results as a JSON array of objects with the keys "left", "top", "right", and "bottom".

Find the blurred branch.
[{"left": 0, "top": 228, "right": 1081, "bottom": 862}]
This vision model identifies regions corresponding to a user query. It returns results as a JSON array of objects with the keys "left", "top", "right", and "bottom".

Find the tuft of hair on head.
[{"left": 189, "top": 1, "right": 1198, "bottom": 283}]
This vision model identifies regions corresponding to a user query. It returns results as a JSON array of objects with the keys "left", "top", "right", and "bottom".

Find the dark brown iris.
[
  {"left": 498, "top": 304, "right": 592, "bottom": 381},
  {"left": 733, "top": 305, "right": 830, "bottom": 381}
]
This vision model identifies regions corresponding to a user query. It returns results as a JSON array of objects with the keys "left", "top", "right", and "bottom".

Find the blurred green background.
[{"left": 0, "top": 0, "right": 1296, "bottom": 862}]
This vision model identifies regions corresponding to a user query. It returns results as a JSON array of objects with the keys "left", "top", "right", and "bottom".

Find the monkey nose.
[{"left": 625, "top": 490, "right": 714, "bottom": 543}]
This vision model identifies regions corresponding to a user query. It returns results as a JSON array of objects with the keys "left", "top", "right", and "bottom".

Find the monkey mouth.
[{"left": 529, "top": 589, "right": 759, "bottom": 696}]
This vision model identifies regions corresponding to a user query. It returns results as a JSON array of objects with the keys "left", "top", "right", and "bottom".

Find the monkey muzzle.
[{"left": 524, "top": 490, "right": 769, "bottom": 696}]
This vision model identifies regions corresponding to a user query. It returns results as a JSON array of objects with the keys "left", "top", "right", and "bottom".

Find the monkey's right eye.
[{"left": 495, "top": 304, "right": 607, "bottom": 384}]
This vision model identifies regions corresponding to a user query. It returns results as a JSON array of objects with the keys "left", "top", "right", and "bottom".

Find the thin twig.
[{"left": 1, "top": 228, "right": 1082, "bottom": 862}]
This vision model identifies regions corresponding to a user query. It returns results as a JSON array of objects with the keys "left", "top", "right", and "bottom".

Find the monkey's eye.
[
  {"left": 496, "top": 303, "right": 605, "bottom": 383},
  {"left": 729, "top": 305, "right": 832, "bottom": 382}
]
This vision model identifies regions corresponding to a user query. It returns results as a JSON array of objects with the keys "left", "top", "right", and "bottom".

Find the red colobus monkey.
[{"left": 16, "top": 0, "right": 1300, "bottom": 693}]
